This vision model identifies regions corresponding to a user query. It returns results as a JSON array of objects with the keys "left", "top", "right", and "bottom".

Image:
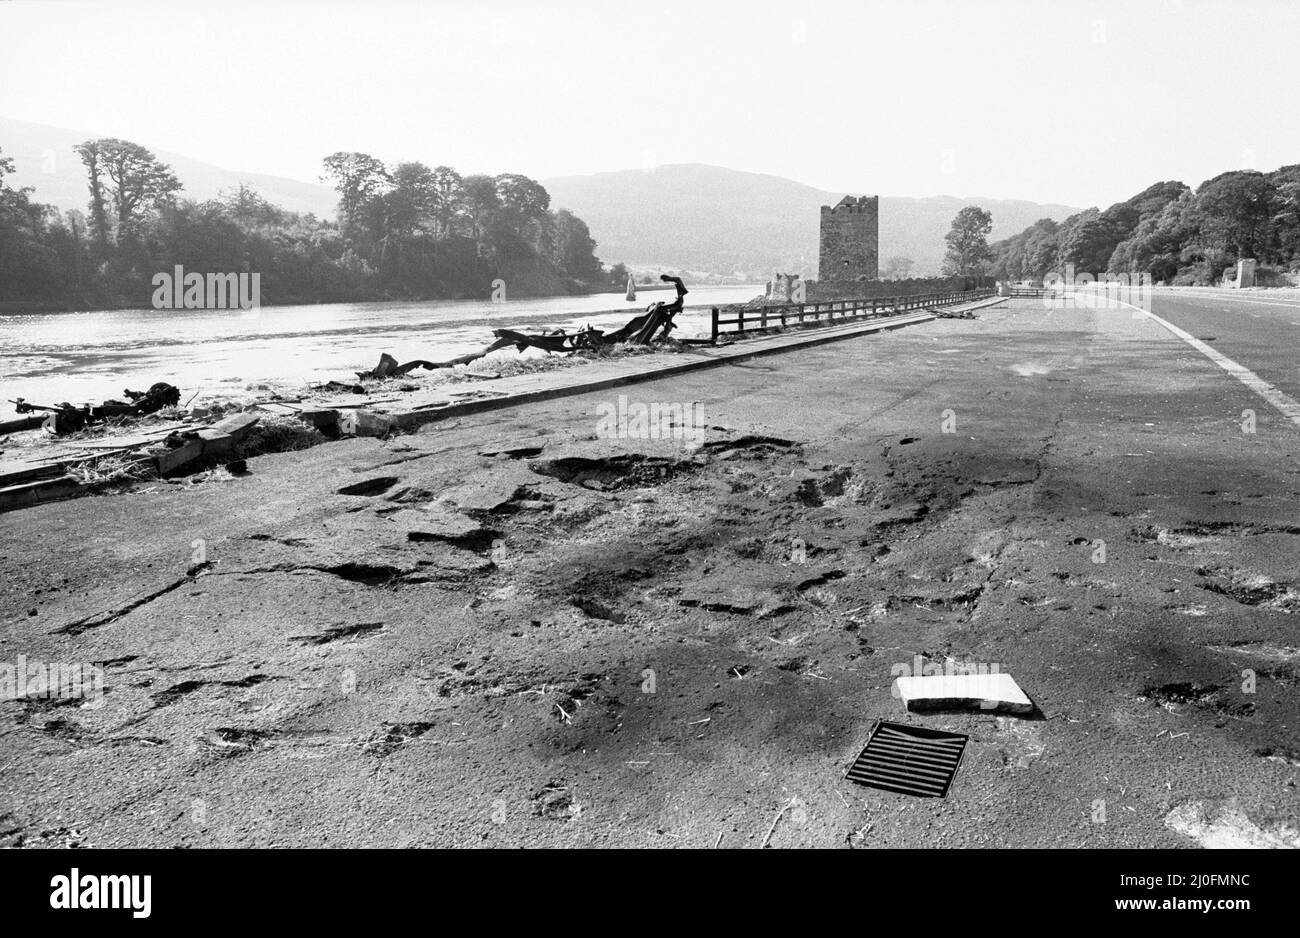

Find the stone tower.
[{"left": 818, "top": 195, "right": 879, "bottom": 281}]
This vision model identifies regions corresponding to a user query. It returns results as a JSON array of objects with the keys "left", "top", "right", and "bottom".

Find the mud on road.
[{"left": 2, "top": 300, "right": 1298, "bottom": 848}]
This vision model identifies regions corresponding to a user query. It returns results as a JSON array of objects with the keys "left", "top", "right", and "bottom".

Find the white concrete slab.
[{"left": 894, "top": 673, "right": 1034, "bottom": 714}]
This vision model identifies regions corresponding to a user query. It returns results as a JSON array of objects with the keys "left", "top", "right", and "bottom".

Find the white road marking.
[{"left": 1126, "top": 302, "right": 1300, "bottom": 428}]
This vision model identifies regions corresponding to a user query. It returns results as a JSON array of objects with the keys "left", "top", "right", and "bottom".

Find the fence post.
[
  {"left": 711, "top": 307, "right": 719, "bottom": 343},
  {"left": 738, "top": 308, "right": 745, "bottom": 333}
]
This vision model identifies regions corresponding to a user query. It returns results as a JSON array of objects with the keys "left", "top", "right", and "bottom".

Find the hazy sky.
[{"left": 2, "top": 0, "right": 1297, "bottom": 208}]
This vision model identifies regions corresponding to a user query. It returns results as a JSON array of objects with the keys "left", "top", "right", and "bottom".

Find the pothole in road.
[
  {"left": 698, "top": 435, "right": 800, "bottom": 460},
  {"left": 407, "top": 528, "right": 502, "bottom": 552},
  {"left": 1140, "top": 681, "right": 1255, "bottom": 719},
  {"left": 151, "top": 674, "right": 270, "bottom": 709},
  {"left": 887, "top": 583, "right": 986, "bottom": 612},
  {"left": 337, "top": 476, "right": 402, "bottom": 497},
  {"left": 568, "top": 594, "right": 626, "bottom": 623},
  {"left": 1197, "top": 567, "right": 1300, "bottom": 612},
  {"left": 289, "top": 622, "right": 384, "bottom": 646},
  {"left": 530, "top": 454, "right": 699, "bottom": 490},
  {"left": 1255, "top": 746, "right": 1300, "bottom": 768},
  {"left": 197, "top": 727, "right": 270, "bottom": 756},
  {"left": 318, "top": 561, "right": 408, "bottom": 586},
  {"left": 362, "top": 721, "right": 436, "bottom": 757}
]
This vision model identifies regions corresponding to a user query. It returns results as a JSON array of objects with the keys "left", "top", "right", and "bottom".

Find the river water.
[{"left": 0, "top": 286, "right": 760, "bottom": 410}]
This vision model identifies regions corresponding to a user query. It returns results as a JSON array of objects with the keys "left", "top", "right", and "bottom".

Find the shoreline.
[
  {"left": 0, "top": 280, "right": 755, "bottom": 317},
  {"left": 0, "top": 304, "right": 956, "bottom": 511},
  {"left": 0, "top": 287, "right": 766, "bottom": 412}
]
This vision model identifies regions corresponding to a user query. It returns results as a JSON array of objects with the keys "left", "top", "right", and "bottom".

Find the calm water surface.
[{"left": 0, "top": 286, "right": 759, "bottom": 409}]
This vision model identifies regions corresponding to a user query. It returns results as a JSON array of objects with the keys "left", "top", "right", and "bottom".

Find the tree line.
[
  {"left": 0, "top": 139, "right": 621, "bottom": 309},
  {"left": 991, "top": 166, "right": 1300, "bottom": 285}
]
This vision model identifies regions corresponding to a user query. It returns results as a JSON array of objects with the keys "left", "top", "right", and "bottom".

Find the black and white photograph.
[{"left": 0, "top": 0, "right": 1294, "bottom": 909}]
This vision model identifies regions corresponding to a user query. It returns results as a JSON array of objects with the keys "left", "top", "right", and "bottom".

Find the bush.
[{"left": 1256, "top": 267, "right": 1299, "bottom": 287}]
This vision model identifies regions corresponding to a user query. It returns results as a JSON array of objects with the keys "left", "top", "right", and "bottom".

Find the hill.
[
  {"left": 542, "top": 163, "right": 1078, "bottom": 277},
  {"left": 0, "top": 116, "right": 338, "bottom": 219},
  {"left": 0, "top": 120, "right": 1079, "bottom": 277}
]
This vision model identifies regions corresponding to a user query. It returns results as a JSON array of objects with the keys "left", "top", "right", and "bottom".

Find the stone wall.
[
  {"left": 818, "top": 196, "right": 879, "bottom": 281},
  {"left": 1233, "top": 258, "right": 1257, "bottom": 288}
]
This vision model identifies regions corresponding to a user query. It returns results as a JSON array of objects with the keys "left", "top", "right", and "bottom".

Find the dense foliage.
[
  {"left": 992, "top": 169, "right": 1300, "bottom": 285},
  {"left": 941, "top": 206, "right": 993, "bottom": 276},
  {"left": 0, "top": 141, "right": 610, "bottom": 308}
]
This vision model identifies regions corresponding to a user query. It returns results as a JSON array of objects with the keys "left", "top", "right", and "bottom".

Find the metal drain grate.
[{"left": 844, "top": 720, "right": 969, "bottom": 798}]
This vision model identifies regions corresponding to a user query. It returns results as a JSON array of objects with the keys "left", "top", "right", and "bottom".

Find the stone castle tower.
[{"left": 818, "top": 195, "right": 879, "bottom": 281}]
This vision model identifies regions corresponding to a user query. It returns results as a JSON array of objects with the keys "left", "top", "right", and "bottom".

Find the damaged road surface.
[{"left": 2, "top": 299, "right": 1299, "bottom": 848}]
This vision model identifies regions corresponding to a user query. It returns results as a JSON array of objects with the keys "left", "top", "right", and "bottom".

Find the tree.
[
  {"left": 72, "top": 140, "right": 111, "bottom": 250},
  {"left": 320, "top": 151, "right": 389, "bottom": 237},
  {"left": 1058, "top": 209, "right": 1120, "bottom": 274},
  {"left": 1270, "top": 164, "right": 1300, "bottom": 261},
  {"left": 550, "top": 209, "right": 603, "bottom": 282},
  {"left": 0, "top": 148, "right": 62, "bottom": 299},
  {"left": 223, "top": 184, "right": 287, "bottom": 229},
  {"left": 429, "top": 165, "right": 464, "bottom": 238},
  {"left": 494, "top": 173, "right": 552, "bottom": 255},
  {"left": 385, "top": 161, "right": 439, "bottom": 239},
  {"left": 1, "top": 141, "right": 607, "bottom": 308},
  {"left": 881, "top": 255, "right": 915, "bottom": 280},
  {"left": 72, "top": 139, "right": 181, "bottom": 246},
  {"left": 458, "top": 174, "right": 500, "bottom": 242},
  {"left": 74, "top": 139, "right": 181, "bottom": 249},
  {"left": 494, "top": 173, "right": 550, "bottom": 222},
  {"left": 1196, "top": 170, "right": 1277, "bottom": 261},
  {"left": 942, "top": 206, "right": 993, "bottom": 275}
]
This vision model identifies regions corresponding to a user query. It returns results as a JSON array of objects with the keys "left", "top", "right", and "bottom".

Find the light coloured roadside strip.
[
  {"left": 1154, "top": 290, "right": 1300, "bottom": 309},
  {"left": 1104, "top": 294, "right": 1300, "bottom": 429}
]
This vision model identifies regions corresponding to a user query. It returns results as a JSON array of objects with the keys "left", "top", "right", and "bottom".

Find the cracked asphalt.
[{"left": 2, "top": 296, "right": 1298, "bottom": 848}]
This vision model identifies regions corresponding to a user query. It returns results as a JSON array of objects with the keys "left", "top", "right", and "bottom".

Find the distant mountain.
[
  {"left": 542, "top": 164, "right": 1079, "bottom": 277},
  {"left": 0, "top": 116, "right": 338, "bottom": 218},
  {"left": 1, "top": 120, "right": 1078, "bottom": 276}
]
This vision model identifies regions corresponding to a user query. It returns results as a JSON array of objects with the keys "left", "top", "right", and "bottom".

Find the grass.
[
  {"left": 65, "top": 453, "right": 156, "bottom": 488},
  {"left": 233, "top": 414, "right": 327, "bottom": 458}
]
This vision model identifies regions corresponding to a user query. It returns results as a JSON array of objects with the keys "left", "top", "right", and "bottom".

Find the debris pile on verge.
[{"left": 0, "top": 295, "right": 692, "bottom": 511}]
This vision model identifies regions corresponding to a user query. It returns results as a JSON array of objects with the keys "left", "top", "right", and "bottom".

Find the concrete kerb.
[
  {"left": 374, "top": 310, "right": 939, "bottom": 433},
  {"left": 2, "top": 308, "right": 947, "bottom": 511}
]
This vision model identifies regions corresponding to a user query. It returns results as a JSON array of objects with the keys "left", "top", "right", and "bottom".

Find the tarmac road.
[
  {"left": 1149, "top": 288, "right": 1300, "bottom": 405},
  {"left": 2, "top": 296, "right": 1298, "bottom": 848}
]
